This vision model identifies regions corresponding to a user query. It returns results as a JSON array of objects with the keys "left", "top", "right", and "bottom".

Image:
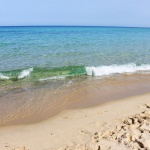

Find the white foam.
[
  {"left": 85, "top": 63, "right": 150, "bottom": 77},
  {"left": 39, "top": 75, "right": 66, "bottom": 81},
  {"left": 18, "top": 68, "right": 33, "bottom": 79},
  {"left": 0, "top": 73, "right": 9, "bottom": 79}
]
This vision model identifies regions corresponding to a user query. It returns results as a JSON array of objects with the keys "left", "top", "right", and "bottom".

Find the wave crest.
[
  {"left": 85, "top": 63, "right": 150, "bottom": 76},
  {"left": 18, "top": 68, "right": 33, "bottom": 79}
]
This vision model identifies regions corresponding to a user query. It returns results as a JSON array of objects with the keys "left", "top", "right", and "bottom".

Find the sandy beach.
[
  {"left": 1, "top": 3, "right": 150, "bottom": 150},
  {"left": 1, "top": 26, "right": 150, "bottom": 150},
  {"left": 0, "top": 92, "right": 150, "bottom": 150}
]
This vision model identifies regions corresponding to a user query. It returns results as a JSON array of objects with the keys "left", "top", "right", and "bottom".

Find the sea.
[{"left": 0, "top": 26, "right": 150, "bottom": 125}]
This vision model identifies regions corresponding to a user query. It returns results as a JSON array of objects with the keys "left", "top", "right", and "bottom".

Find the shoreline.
[
  {"left": 0, "top": 92, "right": 150, "bottom": 149},
  {"left": 1, "top": 25, "right": 150, "bottom": 150},
  {"left": 1, "top": 73, "right": 150, "bottom": 126}
]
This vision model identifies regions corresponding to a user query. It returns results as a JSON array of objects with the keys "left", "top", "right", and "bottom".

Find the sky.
[{"left": 0, "top": 0, "right": 150, "bottom": 27}]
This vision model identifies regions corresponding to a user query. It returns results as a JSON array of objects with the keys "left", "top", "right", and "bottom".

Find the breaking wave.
[
  {"left": 1, "top": 63, "right": 150, "bottom": 82},
  {"left": 85, "top": 63, "right": 150, "bottom": 76},
  {"left": 18, "top": 68, "right": 33, "bottom": 79}
]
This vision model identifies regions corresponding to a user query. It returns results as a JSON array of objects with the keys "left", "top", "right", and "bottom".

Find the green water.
[{"left": 1, "top": 26, "right": 150, "bottom": 87}]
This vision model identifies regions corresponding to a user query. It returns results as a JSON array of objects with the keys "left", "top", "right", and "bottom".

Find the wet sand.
[{"left": 1, "top": 74, "right": 150, "bottom": 126}]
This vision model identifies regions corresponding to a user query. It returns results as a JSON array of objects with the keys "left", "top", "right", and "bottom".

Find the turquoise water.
[{"left": 1, "top": 26, "right": 150, "bottom": 84}]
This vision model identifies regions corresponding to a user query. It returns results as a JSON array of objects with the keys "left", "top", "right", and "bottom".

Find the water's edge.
[{"left": 0, "top": 73, "right": 150, "bottom": 127}]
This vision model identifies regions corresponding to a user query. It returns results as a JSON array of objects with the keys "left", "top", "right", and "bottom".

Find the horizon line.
[{"left": 0, "top": 25, "right": 150, "bottom": 29}]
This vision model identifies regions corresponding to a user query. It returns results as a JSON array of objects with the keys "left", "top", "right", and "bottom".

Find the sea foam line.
[
  {"left": 39, "top": 75, "right": 66, "bottom": 81},
  {"left": 0, "top": 73, "right": 9, "bottom": 79},
  {"left": 18, "top": 68, "right": 33, "bottom": 79},
  {"left": 85, "top": 63, "right": 150, "bottom": 76}
]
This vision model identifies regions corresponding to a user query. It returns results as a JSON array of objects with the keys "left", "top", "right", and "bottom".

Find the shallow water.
[
  {"left": 0, "top": 26, "right": 150, "bottom": 125},
  {"left": 0, "top": 74, "right": 150, "bottom": 126}
]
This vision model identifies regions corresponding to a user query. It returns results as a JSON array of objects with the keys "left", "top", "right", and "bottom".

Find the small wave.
[
  {"left": 18, "top": 68, "right": 33, "bottom": 79},
  {"left": 0, "top": 73, "right": 9, "bottom": 79},
  {"left": 85, "top": 63, "right": 150, "bottom": 76},
  {"left": 39, "top": 75, "right": 66, "bottom": 81}
]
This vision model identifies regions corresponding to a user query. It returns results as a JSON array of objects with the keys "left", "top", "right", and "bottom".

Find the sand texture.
[
  {"left": 58, "top": 105, "right": 150, "bottom": 150},
  {"left": 0, "top": 93, "right": 150, "bottom": 150}
]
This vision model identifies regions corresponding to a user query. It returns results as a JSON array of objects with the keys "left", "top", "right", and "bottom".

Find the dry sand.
[{"left": 0, "top": 93, "right": 150, "bottom": 150}]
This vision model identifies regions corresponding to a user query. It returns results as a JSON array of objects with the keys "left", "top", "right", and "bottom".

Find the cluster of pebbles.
[{"left": 58, "top": 104, "right": 150, "bottom": 150}]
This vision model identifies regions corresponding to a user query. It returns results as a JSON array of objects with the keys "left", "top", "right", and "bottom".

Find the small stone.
[{"left": 126, "top": 133, "right": 132, "bottom": 143}]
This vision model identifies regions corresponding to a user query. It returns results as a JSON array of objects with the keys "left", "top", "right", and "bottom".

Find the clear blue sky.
[{"left": 0, "top": 0, "right": 150, "bottom": 27}]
